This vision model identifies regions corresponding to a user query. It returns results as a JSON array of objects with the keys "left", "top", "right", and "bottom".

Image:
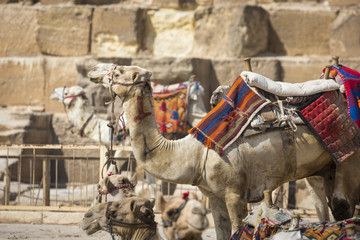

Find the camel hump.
[{"left": 240, "top": 71, "right": 339, "bottom": 97}]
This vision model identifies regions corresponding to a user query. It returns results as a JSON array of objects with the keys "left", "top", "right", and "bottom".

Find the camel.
[
  {"left": 82, "top": 197, "right": 160, "bottom": 240},
  {"left": 87, "top": 64, "right": 360, "bottom": 239},
  {"left": 156, "top": 192, "right": 209, "bottom": 240},
  {"left": 82, "top": 193, "right": 209, "bottom": 240},
  {"left": 92, "top": 173, "right": 137, "bottom": 206},
  {"left": 210, "top": 85, "right": 332, "bottom": 221},
  {"left": 50, "top": 86, "right": 132, "bottom": 174}
]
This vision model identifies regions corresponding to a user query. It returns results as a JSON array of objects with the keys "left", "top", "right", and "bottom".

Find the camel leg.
[
  {"left": 224, "top": 192, "right": 248, "bottom": 233},
  {"left": 199, "top": 187, "right": 231, "bottom": 240},
  {"left": 305, "top": 176, "right": 330, "bottom": 221},
  {"left": 331, "top": 151, "right": 360, "bottom": 220}
]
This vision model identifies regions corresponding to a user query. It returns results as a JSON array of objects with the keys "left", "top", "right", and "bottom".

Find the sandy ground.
[{"left": 0, "top": 223, "right": 216, "bottom": 240}]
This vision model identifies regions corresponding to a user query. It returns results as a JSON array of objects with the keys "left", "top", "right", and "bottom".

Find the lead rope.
[{"left": 101, "top": 65, "right": 119, "bottom": 179}]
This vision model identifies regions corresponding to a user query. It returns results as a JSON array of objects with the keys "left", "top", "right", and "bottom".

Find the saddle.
[{"left": 240, "top": 71, "right": 340, "bottom": 133}]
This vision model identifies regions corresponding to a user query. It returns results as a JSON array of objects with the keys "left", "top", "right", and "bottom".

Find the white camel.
[
  {"left": 51, "top": 86, "right": 133, "bottom": 176},
  {"left": 87, "top": 64, "right": 360, "bottom": 240}
]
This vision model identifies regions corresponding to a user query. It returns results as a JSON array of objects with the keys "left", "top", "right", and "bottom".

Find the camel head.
[
  {"left": 210, "top": 85, "right": 230, "bottom": 109},
  {"left": 94, "top": 174, "right": 137, "bottom": 205},
  {"left": 82, "top": 197, "right": 156, "bottom": 237},
  {"left": 88, "top": 64, "right": 152, "bottom": 96},
  {"left": 50, "top": 86, "right": 87, "bottom": 108},
  {"left": 156, "top": 192, "right": 209, "bottom": 240}
]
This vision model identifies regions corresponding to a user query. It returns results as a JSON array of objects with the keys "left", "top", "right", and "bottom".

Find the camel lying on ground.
[
  {"left": 92, "top": 174, "right": 137, "bottom": 206},
  {"left": 87, "top": 64, "right": 360, "bottom": 240},
  {"left": 82, "top": 197, "right": 160, "bottom": 240},
  {"left": 82, "top": 193, "right": 209, "bottom": 240},
  {"left": 156, "top": 192, "right": 209, "bottom": 240}
]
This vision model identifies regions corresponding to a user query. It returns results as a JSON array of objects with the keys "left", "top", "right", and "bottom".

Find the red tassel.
[{"left": 182, "top": 191, "right": 189, "bottom": 200}]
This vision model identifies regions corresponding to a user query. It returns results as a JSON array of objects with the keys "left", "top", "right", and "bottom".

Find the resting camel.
[
  {"left": 92, "top": 173, "right": 137, "bottom": 206},
  {"left": 82, "top": 197, "right": 160, "bottom": 240},
  {"left": 87, "top": 64, "right": 360, "bottom": 239},
  {"left": 82, "top": 194, "right": 208, "bottom": 240},
  {"left": 156, "top": 192, "right": 209, "bottom": 240}
]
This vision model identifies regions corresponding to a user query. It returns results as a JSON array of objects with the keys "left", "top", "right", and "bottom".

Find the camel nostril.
[
  {"left": 192, "top": 207, "right": 202, "bottom": 215},
  {"left": 84, "top": 211, "right": 93, "bottom": 218}
]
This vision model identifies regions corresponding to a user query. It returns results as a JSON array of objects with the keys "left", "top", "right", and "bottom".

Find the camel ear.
[
  {"left": 149, "top": 198, "right": 155, "bottom": 209},
  {"left": 155, "top": 192, "right": 166, "bottom": 212},
  {"left": 188, "top": 192, "right": 198, "bottom": 200},
  {"left": 130, "top": 200, "right": 137, "bottom": 213},
  {"left": 130, "top": 173, "right": 137, "bottom": 187}
]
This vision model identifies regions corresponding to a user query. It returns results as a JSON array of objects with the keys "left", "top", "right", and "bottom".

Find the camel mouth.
[{"left": 186, "top": 220, "right": 208, "bottom": 232}]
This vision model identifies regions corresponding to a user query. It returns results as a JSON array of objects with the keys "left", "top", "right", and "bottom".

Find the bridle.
[
  {"left": 62, "top": 86, "right": 86, "bottom": 109},
  {"left": 61, "top": 86, "right": 94, "bottom": 137},
  {"left": 162, "top": 197, "right": 189, "bottom": 240},
  {"left": 105, "top": 202, "right": 157, "bottom": 240},
  {"left": 97, "top": 182, "right": 134, "bottom": 203}
]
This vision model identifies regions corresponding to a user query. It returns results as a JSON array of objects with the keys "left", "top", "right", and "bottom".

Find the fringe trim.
[{"left": 189, "top": 127, "right": 224, "bottom": 156}]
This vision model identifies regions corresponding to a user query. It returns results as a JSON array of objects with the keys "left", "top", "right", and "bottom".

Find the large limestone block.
[
  {"left": 92, "top": 6, "right": 146, "bottom": 57},
  {"left": 278, "top": 56, "right": 331, "bottom": 83},
  {"left": 0, "top": 6, "right": 40, "bottom": 56},
  {"left": 74, "top": 0, "right": 123, "bottom": 4},
  {"left": 0, "top": 58, "right": 45, "bottom": 106},
  {"left": 211, "top": 58, "right": 281, "bottom": 86},
  {"left": 44, "top": 57, "right": 79, "bottom": 112},
  {"left": 192, "top": 5, "right": 269, "bottom": 58},
  {"left": 330, "top": 8, "right": 360, "bottom": 58},
  {"left": 268, "top": 4, "right": 337, "bottom": 56},
  {"left": 328, "top": 0, "right": 360, "bottom": 6},
  {"left": 39, "top": 0, "right": 73, "bottom": 4},
  {"left": 144, "top": 9, "right": 195, "bottom": 57},
  {"left": 36, "top": 6, "right": 92, "bottom": 56}
]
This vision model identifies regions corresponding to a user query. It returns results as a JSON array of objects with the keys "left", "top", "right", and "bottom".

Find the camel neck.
[
  {"left": 66, "top": 99, "right": 111, "bottom": 143},
  {"left": 122, "top": 89, "right": 202, "bottom": 185}
]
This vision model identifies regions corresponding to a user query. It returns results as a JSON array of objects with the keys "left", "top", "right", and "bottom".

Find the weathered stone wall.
[{"left": 0, "top": 0, "right": 359, "bottom": 146}]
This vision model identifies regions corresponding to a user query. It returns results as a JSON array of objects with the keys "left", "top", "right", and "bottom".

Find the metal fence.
[{"left": 0, "top": 144, "right": 201, "bottom": 211}]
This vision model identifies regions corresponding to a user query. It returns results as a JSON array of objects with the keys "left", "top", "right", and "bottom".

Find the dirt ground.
[{"left": 0, "top": 223, "right": 216, "bottom": 240}]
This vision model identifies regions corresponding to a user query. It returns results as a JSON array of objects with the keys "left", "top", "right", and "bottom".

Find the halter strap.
[
  {"left": 162, "top": 197, "right": 189, "bottom": 240},
  {"left": 62, "top": 86, "right": 86, "bottom": 109},
  {"left": 79, "top": 113, "right": 94, "bottom": 137},
  {"left": 105, "top": 201, "right": 157, "bottom": 240},
  {"left": 98, "top": 183, "right": 134, "bottom": 203}
]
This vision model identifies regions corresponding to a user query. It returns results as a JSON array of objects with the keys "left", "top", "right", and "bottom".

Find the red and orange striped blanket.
[{"left": 189, "top": 76, "right": 270, "bottom": 156}]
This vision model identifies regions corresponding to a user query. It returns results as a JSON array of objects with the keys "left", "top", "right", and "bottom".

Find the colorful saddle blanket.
[
  {"left": 189, "top": 76, "right": 270, "bottom": 156},
  {"left": 153, "top": 85, "right": 188, "bottom": 135},
  {"left": 327, "top": 65, "right": 360, "bottom": 128},
  {"left": 297, "top": 91, "right": 360, "bottom": 164},
  {"left": 231, "top": 214, "right": 360, "bottom": 240}
]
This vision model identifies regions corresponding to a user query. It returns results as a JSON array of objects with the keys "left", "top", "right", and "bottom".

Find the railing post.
[
  {"left": 99, "top": 145, "right": 107, "bottom": 181},
  {"left": 42, "top": 158, "right": 50, "bottom": 206},
  {"left": 3, "top": 167, "right": 10, "bottom": 205}
]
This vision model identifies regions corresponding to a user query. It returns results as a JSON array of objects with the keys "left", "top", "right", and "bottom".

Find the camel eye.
[
  {"left": 114, "top": 73, "right": 120, "bottom": 78},
  {"left": 166, "top": 209, "right": 176, "bottom": 219},
  {"left": 132, "top": 72, "right": 139, "bottom": 81},
  {"left": 120, "top": 69, "right": 125, "bottom": 74}
]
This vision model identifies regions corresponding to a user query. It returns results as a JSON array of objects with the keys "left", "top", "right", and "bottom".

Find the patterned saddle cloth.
[{"left": 189, "top": 76, "right": 270, "bottom": 156}]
